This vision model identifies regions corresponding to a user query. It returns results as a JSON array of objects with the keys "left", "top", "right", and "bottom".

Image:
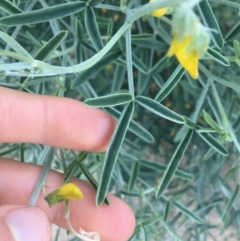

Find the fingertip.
[
  {"left": 102, "top": 195, "right": 136, "bottom": 241},
  {"left": 0, "top": 205, "right": 51, "bottom": 241},
  {"left": 63, "top": 186, "right": 136, "bottom": 241},
  {"left": 86, "top": 107, "right": 116, "bottom": 152}
]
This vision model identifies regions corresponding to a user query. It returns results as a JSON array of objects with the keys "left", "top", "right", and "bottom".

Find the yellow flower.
[
  {"left": 167, "top": 35, "right": 199, "bottom": 79},
  {"left": 167, "top": 3, "right": 210, "bottom": 79},
  {"left": 45, "top": 183, "right": 83, "bottom": 207},
  {"left": 149, "top": 0, "right": 168, "bottom": 17}
]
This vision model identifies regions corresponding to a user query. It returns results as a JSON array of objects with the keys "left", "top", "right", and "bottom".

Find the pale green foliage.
[{"left": 1, "top": 0, "right": 240, "bottom": 240}]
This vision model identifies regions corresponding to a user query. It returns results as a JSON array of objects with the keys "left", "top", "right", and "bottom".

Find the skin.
[{"left": 0, "top": 87, "right": 136, "bottom": 241}]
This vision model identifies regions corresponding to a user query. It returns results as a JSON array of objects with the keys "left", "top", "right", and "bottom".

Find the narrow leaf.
[
  {"left": 111, "top": 65, "right": 126, "bottom": 92},
  {"left": 84, "top": 92, "right": 132, "bottom": 107},
  {"left": 128, "top": 160, "right": 140, "bottom": 192},
  {"left": 90, "top": 0, "right": 104, "bottom": 6},
  {"left": 221, "top": 184, "right": 239, "bottom": 221},
  {"left": 78, "top": 162, "right": 110, "bottom": 205},
  {"left": 64, "top": 162, "right": 79, "bottom": 183},
  {"left": 155, "top": 65, "right": 185, "bottom": 102},
  {"left": 164, "top": 201, "right": 170, "bottom": 221},
  {"left": 156, "top": 130, "right": 193, "bottom": 198},
  {"left": 29, "top": 147, "right": 55, "bottom": 206},
  {"left": 206, "top": 47, "right": 230, "bottom": 66},
  {"left": 0, "top": 31, "right": 33, "bottom": 60},
  {"left": 105, "top": 107, "right": 154, "bottom": 143},
  {"left": 128, "top": 224, "right": 141, "bottom": 241},
  {"left": 225, "top": 20, "right": 240, "bottom": 41},
  {"left": 0, "top": 2, "right": 86, "bottom": 26},
  {"left": 160, "top": 219, "right": 185, "bottom": 241},
  {"left": 198, "top": 0, "right": 224, "bottom": 49},
  {"left": 96, "top": 101, "right": 134, "bottom": 205},
  {"left": 84, "top": 6, "right": 103, "bottom": 51},
  {"left": 136, "top": 96, "right": 185, "bottom": 124},
  {"left": 132, "top": 52, "right": 148, "bottom": 74},
  {"left": 71, "top": 50, "right": 122, "bottom": 88},
  {"left": 0, "top": 0, "right": 22, "bottom": 14},
  {"left": 140, "top": 159, "right": 194, "bottom": 180},
  {"left": 35, "top": 31, "right": 68, "bottom": 61},
  {"left": 142, "top": 216, "right": 161, "bottom": 227},
  {"left": 0, "top": 145, "right": 19, "bottom": 156},
  {"left": 202, "top": 109, "right": 222, "bottom": 131},
  {"left": 196, "top": 128, "right": 228, "bottom": 156},
  {"left": 173, "top": 201, "right": 204, "bottom": 224}
]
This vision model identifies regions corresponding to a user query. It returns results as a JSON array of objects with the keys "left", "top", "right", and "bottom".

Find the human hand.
[{"left": 0, "top": 87, "right": 135, "bottom": 241}]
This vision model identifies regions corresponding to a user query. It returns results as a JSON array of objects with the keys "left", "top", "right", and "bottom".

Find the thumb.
[{"left": 0, "top": 205, "right": 51, "bottom": 241}]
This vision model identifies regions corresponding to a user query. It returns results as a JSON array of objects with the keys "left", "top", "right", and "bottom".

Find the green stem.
[
  {"left": 3, "top": 0, "right": 183, "bottom": 77},
  {"left": 209, "top": 79, "right": 228, "bottom": 129}
]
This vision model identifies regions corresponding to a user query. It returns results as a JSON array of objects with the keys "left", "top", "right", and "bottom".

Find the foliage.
[{"left": 1, "top": 0, "right": 240, "bottom": 240}]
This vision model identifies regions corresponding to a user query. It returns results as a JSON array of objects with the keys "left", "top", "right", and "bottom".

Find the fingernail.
[{"left": 5, "top": 207, "right": 50, "bottom": 241}]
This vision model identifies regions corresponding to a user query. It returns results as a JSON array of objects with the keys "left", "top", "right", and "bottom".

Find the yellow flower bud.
[
  {"left": 45, "top": 183, "right": 83, "bottom": 207},
  {"left": 149, "top": 0, "right": 168, "bottom": 18}
]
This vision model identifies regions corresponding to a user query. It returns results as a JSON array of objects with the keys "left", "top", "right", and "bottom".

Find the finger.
[
  {"left": 0, "top": 205, "right": 51, "bottom": 241},
  {"left": 0, "top": 87, "right": 115, "bottom": 152},
  {"left": 0, "top": 159, "right": 136, "bottom": 241}
]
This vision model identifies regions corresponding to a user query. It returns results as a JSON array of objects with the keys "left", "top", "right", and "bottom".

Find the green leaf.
[
  {"left": 0, "top": 31, "right": 33, "bottom": 60},
  {"left": 84, "top": 6, "right": 103, "bottom": 52},
  {"left": 128, "top": 224, "right": 141, "bottom": 241},
  {"left": 89, "top": 0, "right": 104, "bottom": 6},
  {"left": 71, "top": 50, "right": 122, "bottom": 88},
  {"left": 140, "top": 159, "right": 194, "bottom": 180},
  {"left": 164, "top": 201, "right": 170, "bottom": 221},
  {"left": 84, "top": 92, "right": 132, "bottom": 107},
  {"left": 141, "top": 215, "right": 161, "bottom": 227},
  {"left": 196, "top": 127, "right": 229, "bottom": 156},
  {"left": 225, "top": 20, "right": 240, "bottom": 41},
  {"left": 198, "top": 0, "right": 224, "bottom": 49},
  {"left": 0, "top": 2, "right": 86, "bottom": 26},
  {"left": 64, "top": 152, "right": 87, "bottom": 183},
  {"left": 128, "top": 160, "right": 140, "bottom": 192},
  {"left": 78, "top": 162, "right": 110, "bottom": 205},
  {"left": 111, "top": 65, "right": 126, "bottom": 92},
  {"left": 105, "top": 107, "right": 154, "bottom": 143},
  {"left": 64, "top": 162, "right": 79, "bottom": 183},
  {"left": 206, "top": 47, "right": 230, "bottom": 66},
  {"left": 233, "top": 40, "right": 240, "bottom": 59},
  {"left": 156, "top": 130, "right": 193, "bottom": 198},
  {"left": 135, "top": 96, "right": 185, "bottom": 124},
  {"left": 160, "top": 218, "right": 185, "bottom": 241},
  {"left": 183, "top": 116, "right": 196, "bottom": 129},
  {"left": 155, "top": 65, "right": 185, "bottom": 102},
  {"left": 132, "top": 39, "right": 167, "bottom": 50},
  {"left": 29, "top": 147, "right": 55, "bottom": 206},
  {"left": 96, "top": 101, "right": 134, "bottom": 205},
  {"left": 0, "top": 145, "right": 19, "bottom": 156},
  {"left": 132, "top": 52, "right": 148, "bottom": 74},
  {"left": 0, "top": 0, "right": 22, "bottom": 14},
  {"left": 221, "top": 184, "right": 239, "bottom": 222},
  {"left": 172, "top": 201, "right": 204, "bottom": 224},
  {"left": 34, "top": 31, "right": 68, "bottom": 61},
  {"left": 131, "top": 34, "right": 154, "bottom": 40},
  {"left": 203, "top": 148, "right": 216, "bottom": 161},
  {"left": 202, "top": 109, "right": 223, "bottom": 131}
]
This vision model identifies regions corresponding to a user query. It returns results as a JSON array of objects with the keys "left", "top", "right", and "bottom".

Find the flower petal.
[
  {"left": 151, "top": 7, "right": 168, "bottom": 17},
  {"left": 45, "top": 182, "right": 83, "bottom": 207},
  {"left": 149, "top": 0, "right": 168, "bottom": 18},
  {"left": 167, "top": 35, "right": 193, "bottom": 57},
  {"left": 176, "top": 48, "right": 199, "bottom": 79},
  {"left": 57, "top": 183, "right": 83, "bottom": 200}
]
